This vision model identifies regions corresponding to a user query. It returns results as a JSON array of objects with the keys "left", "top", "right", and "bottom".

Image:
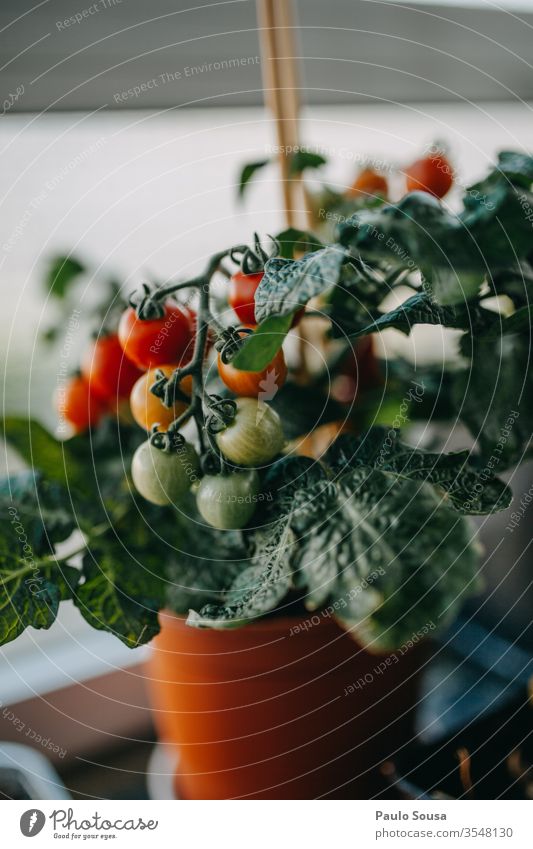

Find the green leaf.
[
  {"left": 275, "top": 228, "right": 323, "bottom": 260},
  {"left": 288, "top": 151, "right": 327, "bottom": 176},
  {"left": 268, "top": 383, "right": 345, "bottom": 440},
  {"left": 0, "top": 472, "right": 80, "bottom": 646},
  {"left": 2, "top": 418, "right": 90, "bottom": 495},
  {"left": 44, "top": 255, "right": 85, "bottom": 298},
  {"left": 454, "top": 333, "right": 533, "bottom": 467},
  {"left": 237, "top": 159, "right": 270, "bottom": 198},
  {"left": 75, "top": 543, "right": 165, "bottom": 648},
  {"left": 325, "top": 430, "right": 512, "bottom": 515},
  {"left": 331, "top": 468, "right": 480, "bottom": 651},
  {"left": 347, "top": 292, "right": 499, "bottom": 338},
  {"left": 188, "top": 520, "right": 294, "bottom": 627},
  {"left": 255, "top": 246, "right": 345, "bottom": 321},
  {"left": 231, "top": 313, "right": 294, "bottom": 372}
]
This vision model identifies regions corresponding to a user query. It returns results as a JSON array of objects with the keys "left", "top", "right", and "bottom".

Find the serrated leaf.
[
  {"left": 325, "top": 430, "right": 512, "bottom": 515},
  {"left": 348, "top": 292, "right": 499, "bottom": 338},
  {"left": 44, "top": 255, "right": 85, "bottom": 298},
  {"left": 454, "top": 333, "right": 533, "bottom": 467},
  {"left": 75, "top": 544, "right": 164, "bottom": 648},
  {"left": 232, "top": 313, "right": 294, "bottom": 372},
  {"left": 255, "top": 246, "right": 345, "bottom": 321},
  {"left": 188, "top": 520, "right": 294, "bottom": 627},
  {"left": 0, "top": 471, "right": 81, "bottom": 645},
  {"left": 237, "top": 159, "right": 270, "bottom": 198}
]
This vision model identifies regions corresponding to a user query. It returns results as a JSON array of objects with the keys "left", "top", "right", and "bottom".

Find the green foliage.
[
  {"left": 75, "top": 542, "right": 164, "bottom": 648},
  {"left": 237, "top": 159, "right": 270, "bottom": 198},
  {"left": 44, "top": 255, "right": 85, "bottom": 298},
  {"left": 454, "top": 333, "right": 533, "bottom": 468},
  {"left": 288, "top": 151, "right": 327, "bottom": 176},
  {"left": 255, "top": 246, "right": 345, "bottom": 321},
  {"left": 0, "top": 472, "right": 80, "bottom": 645},
  {"left": 2, "top": 148, "right": 532, "bottom": 650},
  {"left": 231, "top": 313, "right": 294, "bottom": 372}
]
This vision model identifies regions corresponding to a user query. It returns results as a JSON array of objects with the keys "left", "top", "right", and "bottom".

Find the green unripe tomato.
[
  {"left": 131, "top": 439, "right": 199, "bottom": 506},
  {"left": 215, "top": 397, "right": 285, "bottom": 467},
  {"left": 196, "top": 469, "right": 260, "bottom": 529}
]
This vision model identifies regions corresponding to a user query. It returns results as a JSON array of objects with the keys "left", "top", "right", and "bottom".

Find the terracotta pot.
[{"left": 146, "top": 611, "right": 426, "bottom": 800}]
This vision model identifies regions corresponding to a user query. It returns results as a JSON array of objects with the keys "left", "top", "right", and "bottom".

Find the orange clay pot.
[{"left": 146, "top": 611, "right": 426, "bottom": 799}]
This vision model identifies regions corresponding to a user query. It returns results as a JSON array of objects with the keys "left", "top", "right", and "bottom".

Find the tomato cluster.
[
  {"left": 56, "top": 256, "right": 293, "bottom": 530},
  {"left": 347, "top": 149, "right": 453, "bottom": 206}
]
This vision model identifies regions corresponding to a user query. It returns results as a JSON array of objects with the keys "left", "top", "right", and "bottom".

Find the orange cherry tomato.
[
  {"left": 130, "top": 364, "right": 192, "bottom": 432},
  {"left": 81, "top": 333, "right": 142, "bottom": 403},
  {"left": 405, "top": 152, "right": 453, "bottom": 198},
  {"left": 56, "top": 375, "right": 106, "bottom": 434},
  {"left": 347, "top": 167, "right": 388, "bottom": 199},
  {"left": 217, "top": 348, "right": 287, "bottom": 399},
  {"left": 118, "top": 302, "right": 193, "bottom": 370}
]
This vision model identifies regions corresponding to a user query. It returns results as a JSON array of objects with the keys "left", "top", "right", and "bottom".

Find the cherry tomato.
[
  {"left": 196, "top": 470, "right": 260, "bottom": 529},
  {"left": 405, "top": 153, "right": 453, "bottom": 198},
  {"left": 118, "top": 302, "right": 192, "bottom": 370},
  {"left": 130, "top": 364, "right": 192, "bottom": 432},
  {"left": 217, "top": 347, "right": 287, "bottom": 398},
  {"left": 229, "top": 270, "right": 263, "bottom": 325},
  {"left": 80, "top": 333, "right": 142, "bottom": 403},
  {"left": 347, "top": 168, "right": 388, "bottom": 199},
  {"left": 131, "top": 439, "right": 199, "bottom": 505},
  {"left": 56, "top": 375, "right": 106, "bottom": 434},
  {"left": 216, "top": 397, "right": 285, "bottom": 467}
]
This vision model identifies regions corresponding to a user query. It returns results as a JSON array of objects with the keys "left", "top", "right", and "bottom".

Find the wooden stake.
[{"left": 256, "top": 0, "right": 308, "bottom": 229}]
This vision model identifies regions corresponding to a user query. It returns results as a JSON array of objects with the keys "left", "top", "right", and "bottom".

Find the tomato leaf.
[
  {"left": 274, "top": 227, "right": 323, "bottom": 259},
  {"left": 2, "top": 417, "right": 93, "bottom": 497},
  {"left": 288, "top": 150, "right": 327, "bottom": 176},
  {"left": 0, "top": 473, "right": 80, "bottom": 646},
  {"left": 454, "top": 333, "right": 533, "bottom": 468},
  {"left": 74, "top": 542, "right": 165, "bottom": 648},
  {"left": 255, "top": 246, "right": 345, "bottom": 321},
  {"left": 188, "top": 520, "right": 295, "bottom": 627},
  {"left": 231, "top": 313, "right": 294, "bottom": 372},
  {"left": 347, "top": 292, "right": 500, "bottom": 338},
  {"left": 325, "top": 430, "right": 512, "bottom": 515},
  {"left": 44, "top": 255, "right": 85, "bottom": 298},
  {"left": 237, "top": 159, "right": 270, "bottom": 198}
]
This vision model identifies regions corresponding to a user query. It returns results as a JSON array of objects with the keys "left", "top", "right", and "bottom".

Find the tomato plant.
[
  {"left": 81, "top": 333, "right": 142, "bottom": 402},
  {"left": 195, "top": 469, "right": 260, "bottom": 529},
  {"left": 404, "top": 152, "right": 453, "bottom": 198},
  {"left": 118, "top": 302, "right": 192, "bottom": 369}
]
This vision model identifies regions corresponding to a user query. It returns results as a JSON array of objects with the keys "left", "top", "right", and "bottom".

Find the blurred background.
[{"left": 1, "top": 0, "right": 532, "bottom": 799}]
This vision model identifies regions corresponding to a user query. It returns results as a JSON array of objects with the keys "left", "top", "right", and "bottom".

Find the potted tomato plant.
[{"left": 2, "top": 150, "right": 531, "bottom": 799}]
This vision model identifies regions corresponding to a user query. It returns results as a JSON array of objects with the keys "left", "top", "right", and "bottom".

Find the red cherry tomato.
[
  {"left": 347, "top": 167, "right": 388, "bottom": 199},
  {"left": 118, "top": 302, "right": 192, "bottom": 370},
  {"left": 81, "top": 333, "right": 142, "bottom": 403},
  {"left": 405, "top": 153, "right": 453, "bottom": 199},
  {"left": 56, "top": 376, "right": 106, "bottom": 434},
  {"left": 229, "top": 270, "right": 263, "bottom": 325},
  {"left": 217, "top": 348, "right": 287, "bottom": 398}
]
